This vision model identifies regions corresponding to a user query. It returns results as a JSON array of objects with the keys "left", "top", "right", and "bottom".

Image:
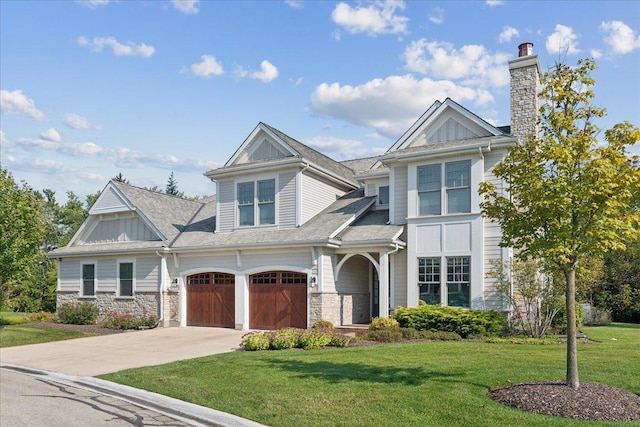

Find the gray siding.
[
  {"left": 301, "top": 172, "right": 346, "bottom": 225},
  {"left": 58, "top": 259, "right": 80, "bottom": 291},
  {"left": 336, "top": 255, "right": 369, "bottom": 294},
  {"left": 393, "top": 249, "right": 407, "bottom": 308},
  {"left": 175, "top": 253, "right": 239, "bottom": 276},
  {"left": 278, "top": 171, "right": 297, "bottom": 228},
  {"left": 98, "top": 258, "right": 116, "bottom": 291},
  {"left": 393, "top": 165, "right": 408, "bottom": 224},
  {"left": 136, "top": 256, "right": 160, "bottom": 292},
  {"left": 217, "top": 180, "right": 235, "bottom": 232},
  {"left": 84, "top": 217, "right": 157, "bottom": 243},
  {"left": 93, "top": 187, "right": 127, "bottom": 212}
]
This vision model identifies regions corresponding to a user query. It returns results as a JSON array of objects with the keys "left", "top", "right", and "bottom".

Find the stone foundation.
[
  {"left": 310, "top": 292, "right": 370, "bottom": 326},
  {"left": 57, "top": 291, "right": 161, "bottom": 323},
  {"left": 162, "top": 287, "right": 180, "bottom": 327}
]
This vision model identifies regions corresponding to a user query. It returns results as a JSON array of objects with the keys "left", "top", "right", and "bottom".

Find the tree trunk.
[{"left": 565, "top": 268, "right": 579, "bottom": 389}]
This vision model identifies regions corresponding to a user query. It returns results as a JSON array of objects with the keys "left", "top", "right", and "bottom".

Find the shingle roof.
[
  {"left": 340, "top": 156, "right": 382, "bottom": 174},
  {"left": 337, "top": 209, "right": 404, "bottom": 244}
]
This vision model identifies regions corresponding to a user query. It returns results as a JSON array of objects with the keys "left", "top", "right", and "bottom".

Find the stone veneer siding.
[
  {"left": 310, "top": 292, "right": 370, "bottom": 326},
  {"left": 509, "top": 56, "right": 540, "bottom": 139},
  {"left": 57, "top": 291, "right": 160, "bottom": 323}
]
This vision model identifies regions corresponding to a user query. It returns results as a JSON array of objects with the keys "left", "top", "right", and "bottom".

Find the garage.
[
  {"left": 249, "top": 271, "right": 307, "bottom": 330},
  {"left": 186, "top": 272, "right": 235, "bottom": 328}
]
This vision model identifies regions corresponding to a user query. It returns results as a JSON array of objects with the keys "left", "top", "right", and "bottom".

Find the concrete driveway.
[{"left": 0, "top": 327, "right": 246, "bottom": 376}]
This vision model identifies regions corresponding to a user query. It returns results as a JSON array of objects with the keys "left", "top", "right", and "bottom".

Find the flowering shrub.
[
  {"left": 104, "top": 310, "right": 159, "bottom": 330},
  {"left": 58, "top": 302, "right": 99, "bottom": 325}
]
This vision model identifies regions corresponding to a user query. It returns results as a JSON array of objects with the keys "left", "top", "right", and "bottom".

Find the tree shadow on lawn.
[{"left": 260, "top": 358, "right": 466, "bottom": 386}]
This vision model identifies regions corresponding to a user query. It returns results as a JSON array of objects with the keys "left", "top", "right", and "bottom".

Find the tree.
[
  {"left": 0, "top": 168, "right": 49, "bottom": 311},
  {"left": 113, "top": 172, "right": 129, "bottom": 184},
  {"left": 480, "top": 59, "right": 640, "bottom": 389},
  {"left": 165, "top": 171, "right": 184, "bottom": 197}
]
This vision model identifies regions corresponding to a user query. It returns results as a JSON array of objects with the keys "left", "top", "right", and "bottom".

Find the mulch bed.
[{"left": 489, "top": 381, "right": 640, "bottom": 422}]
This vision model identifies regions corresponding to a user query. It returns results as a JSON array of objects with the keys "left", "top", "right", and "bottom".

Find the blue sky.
[{"left": 1, "top": 0, "right": 639, "bottom": 202}]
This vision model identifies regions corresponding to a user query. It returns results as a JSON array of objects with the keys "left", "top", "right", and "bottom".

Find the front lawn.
[
  {"left": 0, "top": 325, "right": 89, "bottom": 347},
  {"left": 101, "top": 324, "right": 640, "bottom": 427}
]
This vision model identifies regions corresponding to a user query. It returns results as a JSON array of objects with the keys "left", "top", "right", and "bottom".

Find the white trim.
[
  {"left": 80, "top": 259, "right": 97, "bottom": 297},
  {"left": 224, "top": 123, "right": 299, "bottom": 167},
  {"left": 116, "top": 258, "right": 136, "bottom": 298},
  {"left": 234, "top": 175, "right": 279, "bottom": 229}
]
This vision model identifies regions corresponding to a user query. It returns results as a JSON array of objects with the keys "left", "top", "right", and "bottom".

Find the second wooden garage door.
[
  {"left": 186, "top": 272, "right": 235, "bottom": 328},
  {"left": 249, "top": 271, "right": 307, "bottom": 330}
]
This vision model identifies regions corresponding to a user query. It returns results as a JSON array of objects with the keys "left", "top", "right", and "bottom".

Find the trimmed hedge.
[{"left": 392, "top": 305, "right": 506, "bottom": 338}]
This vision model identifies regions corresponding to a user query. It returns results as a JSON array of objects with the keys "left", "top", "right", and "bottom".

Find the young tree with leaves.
[{"left": 480, "top": 59, "right": 640, "bottom": 389}]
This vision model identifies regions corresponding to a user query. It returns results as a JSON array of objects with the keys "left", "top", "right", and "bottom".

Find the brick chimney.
[{"left": 509, "top": 42, "right": 540, "bottom": 139}]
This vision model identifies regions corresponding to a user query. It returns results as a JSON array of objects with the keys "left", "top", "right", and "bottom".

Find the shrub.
[
  {"left": 552, "top": 298, "right": 585, "bottom": 334},
  {"left": 298, "top": 329, "right": 332, "bottom": 349},
  {"left": 26, "top": 311, "right": 59, "bottom": 323},
  {"left": 241, "top": 332, "right": 271, "bottom": 351},
  {"left": 104, "top": 310, "right": 159, "bottom": 330},
  {"left": 270, "top": 328, "right": 300, "bottom": 350},
  {"left": 365, "top": 328, "right": 404, "bottom": 342},
  {"left": 368, "top": 316, "right": 399, "bottom": 331},
  {"left": 392, "top": 305, "right": 505, "bottom": 338},
  {"left": 311, "top": 319, "right": 334, "bottom": 329},
  {"left": 138, "top": 310, "right": 159, "bottom": 328},
  {"left": 329, "top": 333, "right": 351, "bottom": 347},
  {"left": 57, "top": 302, "right": 99, "bottom": 325},
  {"left": 0, "top": 314, "right": 27, "bottom": 326}
]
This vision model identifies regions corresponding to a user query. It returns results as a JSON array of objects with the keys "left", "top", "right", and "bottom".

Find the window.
[
  {"left": 447, "top": 257, "right": 470, "bottom": 308},
  {"left": 237, "top": 182, "right": 255, "bottom": 226},
  {"left": 418, "top": 164, "right": 441, "bottom": 215},
  {"left": 446, "top": 161, "right": 471, "bottom": 213},
  {"left": 82, "top": 264, "right": 95, "bottom": 296},
  {"left": 378, "top": 186, "right": 389, "bottom": 205},
  {"left": 418, "top": 258, "right": 440, "bottom": 304},
  {"left": 119, "top": 262, "right": 134, "bottom": 297},
  {"left": 258, "top": 179, "right": 275, "bottom": 225},
  {"left": 237, "top": 179, "right": 276, "bottom": 226}
]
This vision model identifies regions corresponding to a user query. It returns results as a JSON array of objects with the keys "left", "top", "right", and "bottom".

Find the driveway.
[{"left": 0, "top": 327, "right": 246, "bottom": 376}]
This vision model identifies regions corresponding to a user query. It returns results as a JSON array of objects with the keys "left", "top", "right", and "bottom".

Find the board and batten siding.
[
  {"left": 336, "top": 255, "right": 370, "bottom": 294},
  {"left": 392, "top": 249, "right": 408, "bottom": 308},
  {"left": 84, "top": 216, "right": 157, "bottom": 243},
  {"left": 217, "top": 180, "right": 235, "bottom": 233},
  {"left": 300, "top": 172, "right": 346, "bottom": 225},
  {"left": 278, "top": 171, "right": 297, "bottom": 228},
  {"left": 392, "top": 165, "right": 408, "bottom": 224},
  {"left": 483, "top": 149, "right": 508, "bottom": 310}
]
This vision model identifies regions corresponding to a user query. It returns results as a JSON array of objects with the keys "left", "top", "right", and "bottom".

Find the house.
[{"left": 49, "top": 43, "right": 540, "bottom": 330}]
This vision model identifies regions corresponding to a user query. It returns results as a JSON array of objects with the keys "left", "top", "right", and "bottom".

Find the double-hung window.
[
  {"left": 237, "top": 179, "right": 276, "bottom": 227},
  {"left": 418, "top": 258, "right": 440, "bottom": 304},
  {"left": 446, "top": 257, "right": 470, "bottom": 308},
  {"left": 82, "top": 263, "right": 95, "bottom": 297},
  {"left": 378, "top": 185, "right": 389, "bottom": 205},
  {"left": 119, "top": 262, "right": 134, "bottom": 297},
  {"left": 417, "top": 164, "right": 441, "bottom": 215},
  {"left": 446, "top": 161, "right": 471, "bottom": 213}
]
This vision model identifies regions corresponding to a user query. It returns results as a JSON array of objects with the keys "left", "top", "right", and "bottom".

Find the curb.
[{"left": 1, "top": 363, "right": 267, "bottom": 427}]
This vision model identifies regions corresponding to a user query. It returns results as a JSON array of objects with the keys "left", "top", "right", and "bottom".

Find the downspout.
[{"left": 155, "top": 250, "right": 167, "bottom": 325}]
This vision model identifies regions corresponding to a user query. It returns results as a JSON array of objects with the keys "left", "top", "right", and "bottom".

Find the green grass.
[
  {"left": 0, "top": 311, "right": 28, "bottom": 326},
  {"left": 101, "top": 324, "right": 640, "bottom": 427},
  {"left": 0, "top": 325, "right": 89, "bottom": 347}
]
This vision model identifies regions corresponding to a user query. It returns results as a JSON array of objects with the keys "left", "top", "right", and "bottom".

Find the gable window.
[
  {"left": 378, "top": 186, "right": 389, "bottom": 205},
  {"left": 418, "top": 164, "right": 441, "bottom": 215},
  {"left": 446, "top": 161, "right": 471, "bottom": 213},
  {"left": 446, "top": 257, "right": 470, "bottom": 308},
  {"left": 418, "top": 258, "right": 440, "bottom": 304},
  {"left": 238, "top": 182, "right": 255, "bottom": 226},
  {"left": 82, "top": 263, "right": 95, "bottom": 297},
  {"left": 118, "top": 261, "right": 134, "bottom": 297},
  {"left": 238, "top": 179, "right": 276, "bottom": 227}
]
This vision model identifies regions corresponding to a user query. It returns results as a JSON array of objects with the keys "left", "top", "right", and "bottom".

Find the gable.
[
  {"left": 248, "top": 138, "right": 288, "bottom": 162},
  {"left": 226, "top": 124, "right": 298, "bottom": 167},
  {"left": 90, "top": 185, "right": 132, "bottom": 215},
  {"left": 81, "top": 214, "right": 161, "bottom": 244}
]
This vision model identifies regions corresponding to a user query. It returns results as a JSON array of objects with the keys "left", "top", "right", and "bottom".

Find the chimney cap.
[{"left": 518, "top": 42, "right": 534, "bottom": 57}]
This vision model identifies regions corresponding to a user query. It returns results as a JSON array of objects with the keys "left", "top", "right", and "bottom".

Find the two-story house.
[{"left": 49, "top": 43, "right": 540, "bottom": 330}]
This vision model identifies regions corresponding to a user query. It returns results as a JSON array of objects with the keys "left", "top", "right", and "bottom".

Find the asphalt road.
[{"left": 0, "top": 368, "right": 199, "bottom": 427}]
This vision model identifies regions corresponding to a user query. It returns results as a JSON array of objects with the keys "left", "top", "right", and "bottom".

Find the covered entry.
[
  {"left": 250, "top": 271, "right": 307, "bottom": 329},
  {"left": 186, "top": 272, "right": 235, "bottom": 328}
]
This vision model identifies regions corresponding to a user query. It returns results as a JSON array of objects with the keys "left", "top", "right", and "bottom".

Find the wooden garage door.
[
  {"left": 186, "top": 273, "right": 235, "bottom": 328},
  {"left": 250, "top": 271, "right": 307, "bottom": 330}
]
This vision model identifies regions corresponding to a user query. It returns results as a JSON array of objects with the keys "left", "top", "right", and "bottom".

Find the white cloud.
[
  {"left": 289, "top": 77, "right": 304, "bottom": 86},
  {"left": 250, "top": 60, "right": 279, "bottom": 83},
  {"left": 303, "top": 136, "right": 384, "bottom": 160},
  {"left": 310, "top": 74, "right": 485, "bottom": 138},
  {"left": 76, "top": 0, "right": 110, "bottom": 8},
  {"left": 601, "top": 20, "right": 640, "bottom": 55},
  {"left": 331, "top": 1, "right": 408, "bottom": 36},
  {"left": 0, "top": 89, "right": 46, "bottom": 121},
  {"left": 498, "top": 26, "right": 519, "bottom": 44},
  {"left": 184, "top": 55, "right": 224, "bottom": 78},
  {"left": 485, "top": 0, "right": 503, "bottom": 6},
  {"left": 63, "top": 112, "right": 101, "bottom": 130},
  {"left": 171, "top": 0, "right": 199, "bottom": 15},
  {"left": 402, "top": 40, "right": 510, "bottom": 88},
  {"left": 40, "top": 128, "right": 61, "bottom": 142},
  {"left": 546, "top": 24, "right": 580, "bottom": 55},
  {"left": 428, "top": 7, "right": 444, "bottom": 25},
  {"left": 0, "top": 130, "right": 9, "bottom": 151},
  {"left": 284, "top": 0, "right": 303, "bottom": 9},
  {"left": 591, "top": 49, "right": 602, "bottom": 59},
  {"left": 77, "top": 36, "right": 155, "bottom": 58}
]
